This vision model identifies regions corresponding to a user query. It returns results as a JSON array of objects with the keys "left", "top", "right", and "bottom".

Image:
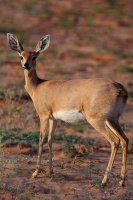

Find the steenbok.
[{"left": 7, "top": 33, "right": 128, "bottom": 186}]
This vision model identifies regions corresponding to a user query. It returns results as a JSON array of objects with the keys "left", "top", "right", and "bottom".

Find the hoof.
[
  {"left": 101, "top": 178, "right": 107, "bottom": 186},
  {"left": 49, "top": 167, "right": 54, "bottom": 175},
  {"left": 31, "top": 171, "right": 38, "bottom": 179},
  {"left": 119, "top": 180, "right": 125, "bottom": 187},
  {"left": 48, "top": 169, "right": 54, "bottom": 177},
  {"left": 49, "top": 171, "right": 53, "bottom": 176},
  {"left": 101, "top": 182, "right": 106, "bottom": 187}
]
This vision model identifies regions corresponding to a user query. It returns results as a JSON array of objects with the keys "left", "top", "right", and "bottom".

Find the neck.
[{"left": 24, "top": 69, "right": 38, "bottom": 98}]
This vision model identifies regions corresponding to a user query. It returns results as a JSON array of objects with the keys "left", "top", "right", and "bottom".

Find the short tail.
[{"left": 114, "top": 82, "right": 128, "bottom": 102}]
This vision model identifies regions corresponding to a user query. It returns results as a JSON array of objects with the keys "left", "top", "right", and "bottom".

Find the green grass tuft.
[
  {"left": 62, "top": 142, "right": 77, "bottom": 158},
  {"left": 71, "top": 124, "right": 86, "bottom": 132},
  {"left": 115, "top": 65, "right": 133, "bottom": 73},
  {"left": 128, "top": 142, "right": 133, "bottom": 154}
]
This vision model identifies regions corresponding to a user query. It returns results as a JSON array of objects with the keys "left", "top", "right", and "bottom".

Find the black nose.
[{"left": 24, "top": 63, "right": 30, "bottom": 69}]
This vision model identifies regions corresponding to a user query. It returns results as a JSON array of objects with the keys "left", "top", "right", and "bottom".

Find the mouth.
[{"left": 22, "top": 66, "right": 31, "bottom": 70}]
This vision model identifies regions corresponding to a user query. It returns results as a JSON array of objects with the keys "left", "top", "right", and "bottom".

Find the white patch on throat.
[{"left": 53, "top": 110, "right": 85, "bottom": 124}]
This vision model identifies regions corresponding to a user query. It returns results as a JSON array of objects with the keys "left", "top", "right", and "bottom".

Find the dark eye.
[
  {"left": 20, "top": 56, "right": 23, "bottom": 60},
  {"left": 32, "top": 56, "right": 36, "bottom": 61}
]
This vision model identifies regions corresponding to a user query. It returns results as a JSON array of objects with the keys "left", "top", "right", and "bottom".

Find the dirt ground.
[{"left": 0, "top": 0, "right": 133, "bottom": 199}]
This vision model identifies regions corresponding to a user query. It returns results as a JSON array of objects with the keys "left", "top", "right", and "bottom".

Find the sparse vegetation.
[
  {"left": 0, "top": 86, "right": 30, "bottom": 101},
  {"left": 115, "top": 65, "right": 133, "bottom": 73},
  {"left": 128, "top": 91, "right": 133, "bottom": 100},
  {"left": 91, "top": 180, "right": 104, "bottom": 188},
  {"left": 121, "top": 123, "right": 133, "bottom": 132},
  {"left": 62, "top": 142, "right": 77, "bottom": 158},
  {"left": 71, "top": 123, "right": 87, "bottom": 132},
  {"left": 128, "top": 142, "right": 133, "bottom": 154},
  {"left": 0, "top": 130, "right": 93, "bottom": 152},
  {"left": 127, "top": 158, "right": 133, "bottom": 165},
  {"left": 0, "top": 131, "right": 39, "bottom": 149}
]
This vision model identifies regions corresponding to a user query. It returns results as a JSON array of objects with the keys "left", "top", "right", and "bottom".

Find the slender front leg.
[
  {"left": 32, "top": 117, "right": 49, "bottom": 178},
  {"left": 48, "top": 119, "right": 57, "bottom": 175}
]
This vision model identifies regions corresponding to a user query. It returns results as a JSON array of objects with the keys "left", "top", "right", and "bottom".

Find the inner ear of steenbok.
[
  {"left": 34, "top": 35, "right": 51, "bottom": 54},
  {"left": 7, "top": 33, "right": 51, "bottom": 55},
  {"left": 7, "top": 33, "right": 24, "bottom": 53}
]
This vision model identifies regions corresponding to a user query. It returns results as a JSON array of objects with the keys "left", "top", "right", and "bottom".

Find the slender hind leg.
[
  {"left": 32, "top": 116, "right": 49, "bottom": 178},
  {"left": 106, "top": 120, "right": 129, "bottom": 186},
  {"left": 101, "top": 131, "right": 120, "bottom": 186},
  {"left": 100, "top": 125, "right": 120, "bottom": 185},
  {"left": 85, "top": 117, "right": 120, "bottom": 185},
  {"left": 48, "top": 119, "right": 57, "bottom": 175}
]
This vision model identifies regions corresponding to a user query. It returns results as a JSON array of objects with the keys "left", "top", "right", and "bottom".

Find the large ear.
[
  {"left": 34, "top": 34, "right": 50, "bottom": 54},
  {"left": 7, "top": 33, "right": 24, "bottom": 53}
]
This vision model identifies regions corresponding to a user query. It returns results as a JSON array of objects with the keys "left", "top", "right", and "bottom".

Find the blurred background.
[{"left": 0, "top": 0, "right": 133, "bottom": 83}]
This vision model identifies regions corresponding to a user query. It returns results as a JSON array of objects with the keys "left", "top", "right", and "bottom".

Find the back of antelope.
[{"left": 7, "top": 33, "right": 129, "bottom": 186}]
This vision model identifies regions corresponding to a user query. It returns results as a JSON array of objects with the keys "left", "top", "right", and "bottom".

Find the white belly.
[{"left": 53, "top": 110, "right": 85, "bottom": 124}]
